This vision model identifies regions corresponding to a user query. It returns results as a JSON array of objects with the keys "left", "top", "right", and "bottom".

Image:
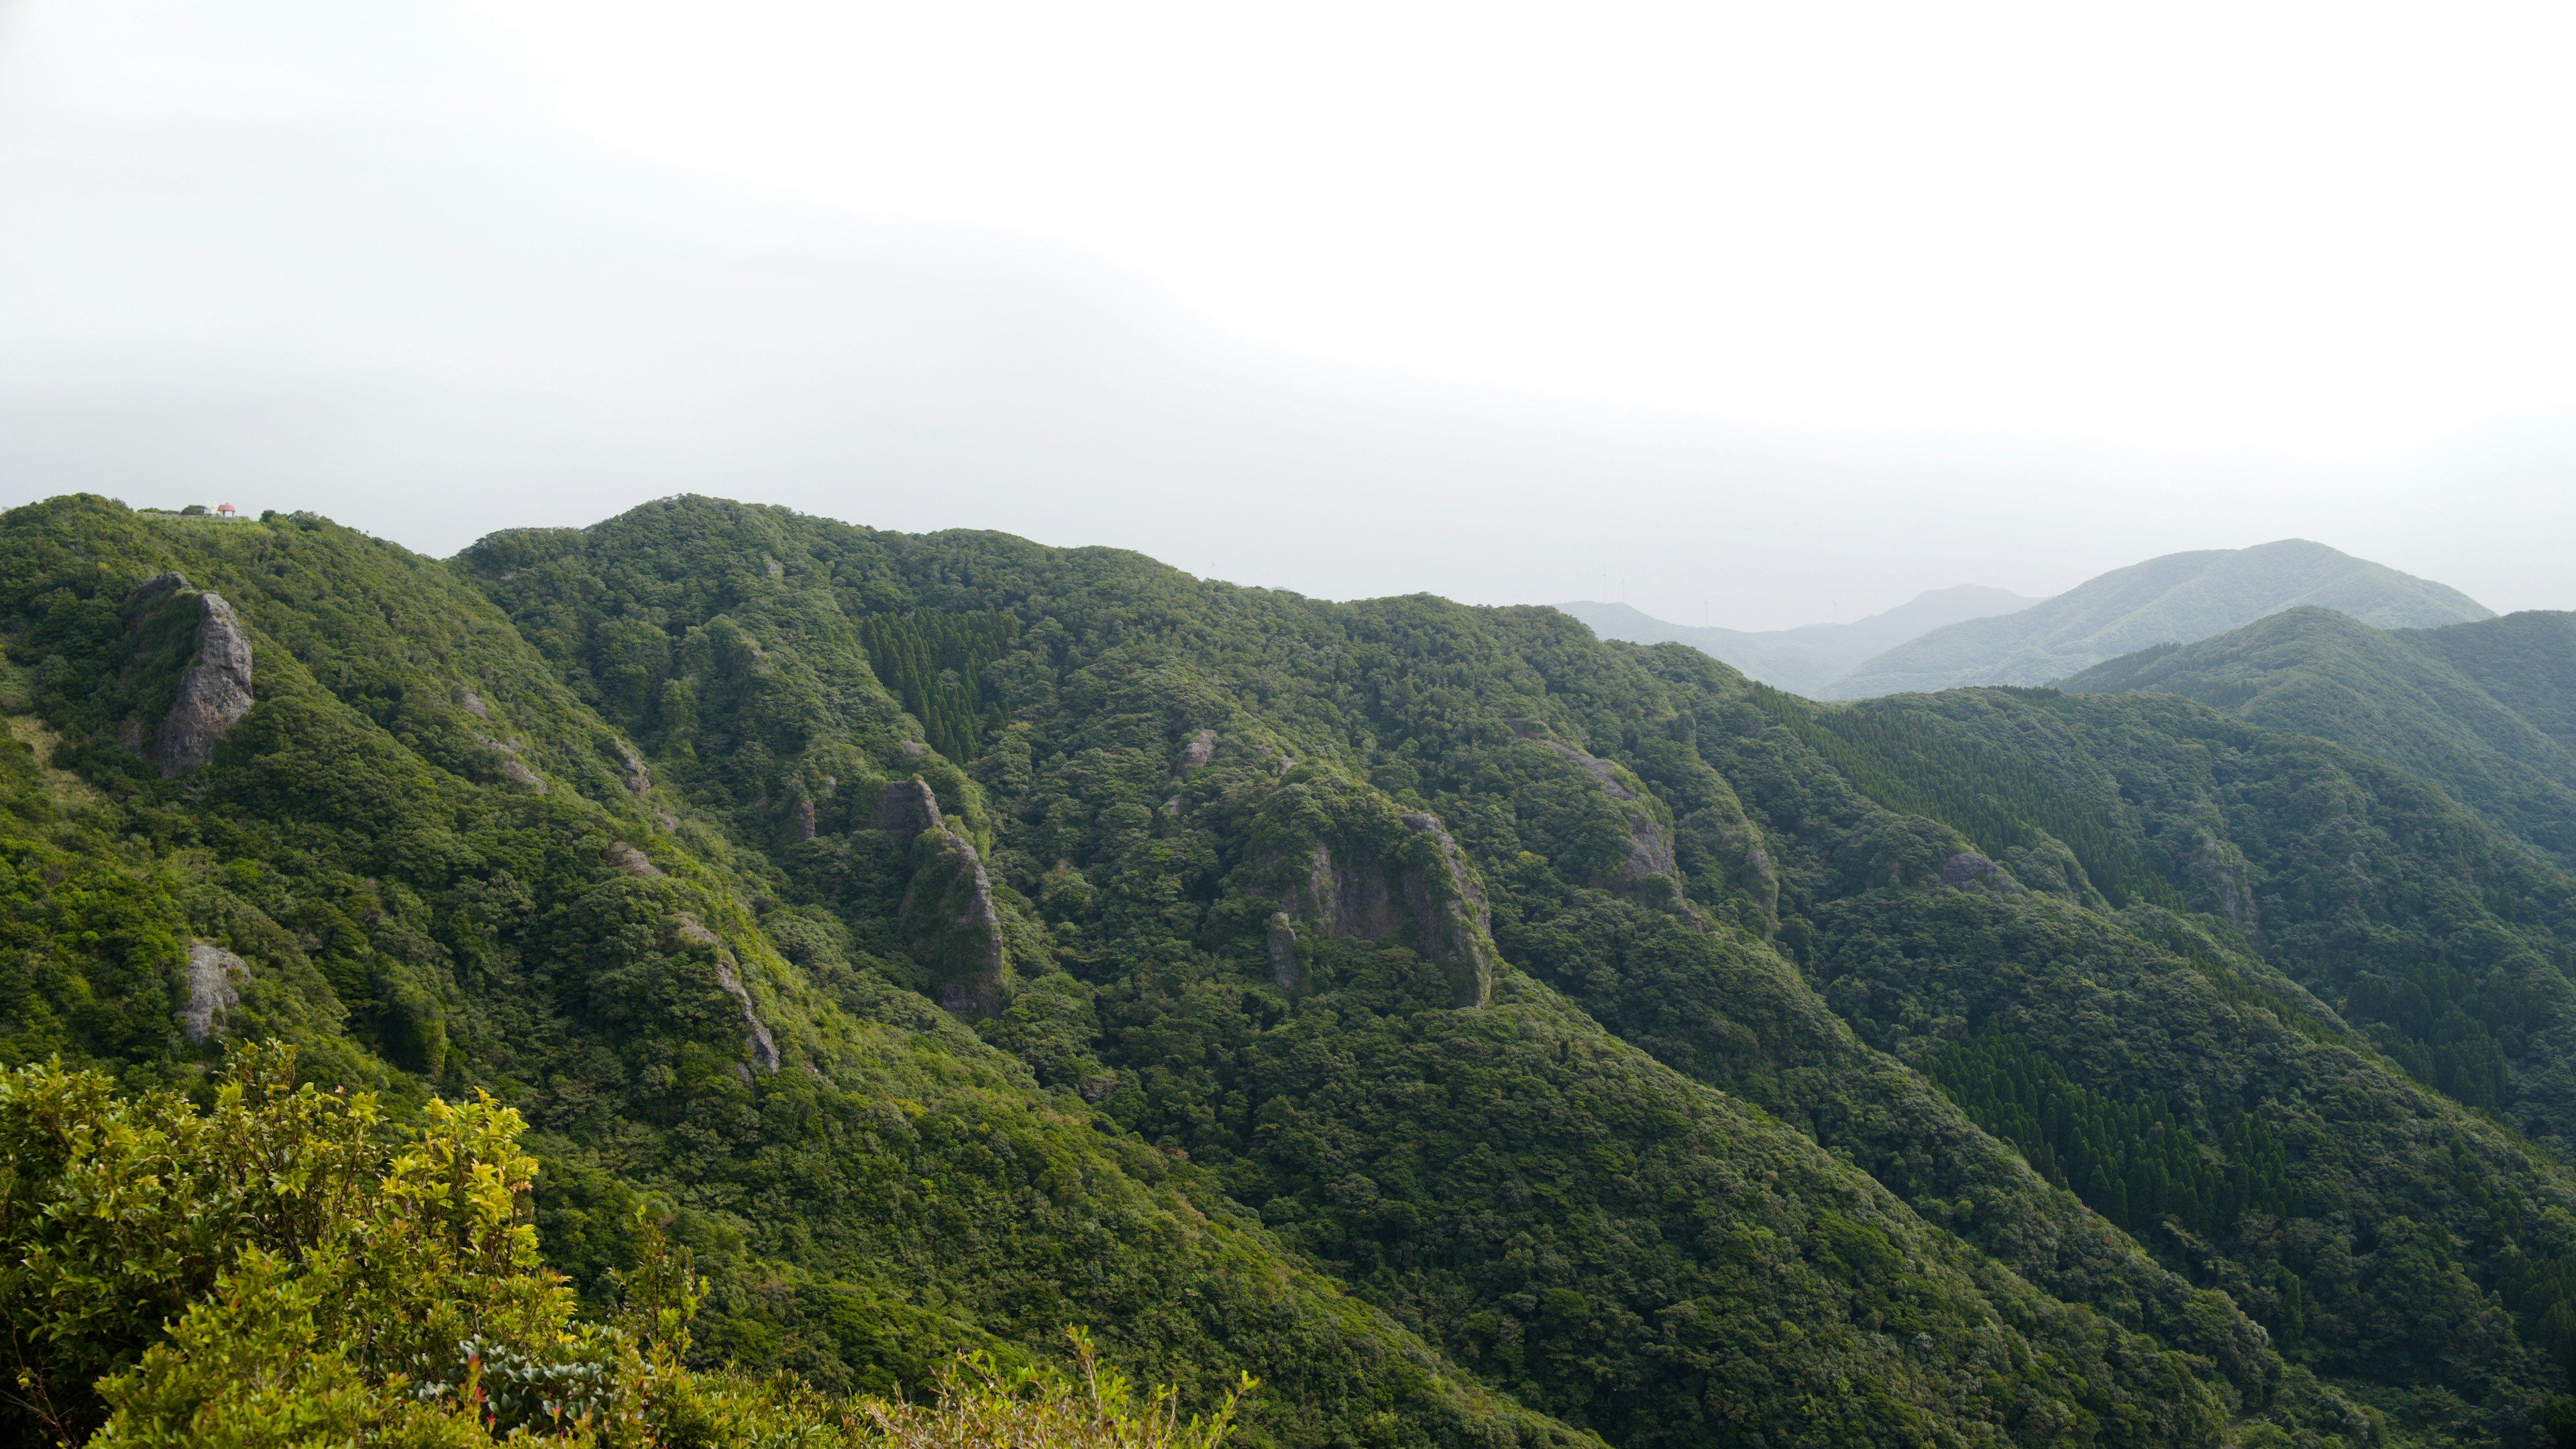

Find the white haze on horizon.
[{"left": 2, "top": 0, "right": 2574, "bottom": 631}]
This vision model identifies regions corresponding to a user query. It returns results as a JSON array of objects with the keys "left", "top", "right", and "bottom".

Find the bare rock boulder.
[
  {"left": 176, "top": 941, "right": 250, "bottom": 1044},
  {"left": 154, "top": 594, "right": 254, "bottom": 775},
  {"left": 1267, "top": 808, "right": 1499, "bottom": 1009},
  {"left": 872, "top": 777, "right": 945, "bottom": 845},
  {"left": 900, "top": 822, "right": 1007, "bottom": 1018}
]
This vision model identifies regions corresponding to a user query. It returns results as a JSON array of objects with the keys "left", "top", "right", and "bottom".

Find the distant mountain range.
[
  {"left": 1556, "top": 586, "right": 2039, "bottom": 695},
  {"left": 1570, "top": 539, "right": 2491, "bottom": 698},
  {"left": 1834, "top": 539, "right": 2492, "bottom": 695},
  {"left": 2065, "top": 606, "right": 2576, "bottom": 865}
]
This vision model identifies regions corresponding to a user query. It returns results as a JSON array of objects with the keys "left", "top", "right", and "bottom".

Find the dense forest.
[
  {"left": 11, "top": 492, "right": 2576, "bottom": 1446},
  {"left": 2063, "top": 606, "right": 2576, "bottom": 866}
]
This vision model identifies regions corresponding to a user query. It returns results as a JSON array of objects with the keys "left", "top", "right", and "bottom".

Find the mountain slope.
[
  {"left": 1827, "top": 540, "right": 2491, "bottom": 698},
  {"left": 1559, "top": 585, "right": 2037, "bottom": 695},
  {"left": 18, "top": 493, "right": 2576, "bottom": 1445},
  {"left": 460, "top": 497, "right": 2576, "bottom": 1442},
  {"left": 2062, "top": 607, "right": 2576, "bottom": 864},
  {"left": 2410, "top": 610, "right": 2576, "bottom": 757},
  {"left": 1691, "top": 678, "right": 2576, "bottom": 1442},
  {"left": 0, "top": 493, "right": 2271, "bottom": 1449},
  {"left": 0, "top": 496, "right": 1580, "bottom": 1449},
  {"left": 458, "top": 500, "right": 2282, "bottom": 1446}
]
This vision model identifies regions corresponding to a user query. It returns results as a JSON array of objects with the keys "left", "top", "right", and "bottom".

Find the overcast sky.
[{"left": 4, "top": 0, "right": 2573, "bottom": 629}]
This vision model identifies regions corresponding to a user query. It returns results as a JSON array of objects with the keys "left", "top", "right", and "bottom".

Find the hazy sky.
[{"left": 4, "top": 0, "right": 2573, "bottom": 629}]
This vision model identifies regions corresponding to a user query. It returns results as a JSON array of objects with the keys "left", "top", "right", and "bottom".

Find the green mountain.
[
  {"left": 2063, "top": 607, "right": 2576, "bottom": 865},
  {"left": 16, "top": 492, "right": 2576, "bottom": 1446},
  {"left": 1558, "top": 586, "right": 2038, "bottom": 696},
  {"left": 1829, "top": 539, "right": 2491, "bottom": 698}
]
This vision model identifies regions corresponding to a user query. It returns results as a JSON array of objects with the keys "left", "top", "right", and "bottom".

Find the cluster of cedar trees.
[
  {"left": 1926, "top": 1034, "right": 2308, "bottom": 1335},
  {"left": 853, "top": 610, "right": 1014, "bottom": 765}
]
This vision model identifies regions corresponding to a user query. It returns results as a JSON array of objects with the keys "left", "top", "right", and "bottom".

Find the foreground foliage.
[{"left": 1, "top": 1046, "right": 1251, "bottom": 1449}]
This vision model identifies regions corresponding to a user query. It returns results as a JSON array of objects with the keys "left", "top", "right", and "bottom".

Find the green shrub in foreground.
[{"left": 0, "top": 1045, "right": 1249, "bottom": 1449}]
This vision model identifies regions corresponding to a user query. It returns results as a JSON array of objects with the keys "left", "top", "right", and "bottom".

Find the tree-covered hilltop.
[
  {"left": 16, "top": 492, "right": 2576, "bottom": 1446},
  {"left": 2063, "top": 606, "right": 2576, "bottom": 865}
]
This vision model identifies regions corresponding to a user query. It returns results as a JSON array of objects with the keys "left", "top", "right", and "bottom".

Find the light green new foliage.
[
  {"left": 7, "top": 1046, "right": 1258, "bottom": 1449},
  {"left": 3, "top": 1042, "right": 588, "bottom": 1445}
]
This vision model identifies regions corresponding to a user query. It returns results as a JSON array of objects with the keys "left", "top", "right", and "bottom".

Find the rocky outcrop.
[
  {"left": 793, "top": 797, "right": 817, "bottom": 841},
  {"left": 670, "top": 912, "right": 780, "bottom": 1073},
  {"left": 1399, "top": 813, "right": 1500, "bottom": 1007},
  {"left": 873, "top": 777, "right": 943, "bottom": 845},
  {"left": 869, "top": 775, "right": 1009, "bottom": 1017},
  {"left": 1179, "top": 729, "right": 1216, "bottom": 774},
  {"left": 2192, "top": 836, "right": 2261, "bottom": 938},
  {"left": 618, "top": 743, "right": 650, "bottom": 793},
  {"left": 154, "top": 592, "right": 254, "bottom": 775},
  {"left": 900, "top": 822, "right": 1007, "bottom": 1018},
  {"left": 714, "top": 958, "right": 782, "bottom": 1073},
  {"left": 476, "top": 735, "right": 547, "bottom": 793},
  {"left": 606, "top": 841, "right": 663, "bottom": 877},
  {"left": 176, "top": 941, "right": 249, "bottom": 1044},
  {"left": 1539, "top": 739, "right": 1680, "bottom": 886},
  {"left": 1939, "top": 850, "right": 2024, "bottom": 894},
  {"left": 127, "top": 572, "right": 189, "bottom": 608},
  {"left": 1271, "top": 810, "right": 1498, "bottom": 1008},
  {"left": 1267, "top": 912, "right": 1301, "bottom": 990}
]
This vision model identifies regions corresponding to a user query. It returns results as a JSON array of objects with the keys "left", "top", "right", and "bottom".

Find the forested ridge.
[
  {"left": 11, "top": 493, "right": 2576, "bottom": 1447},
  {"left": 2063, "top": 606, "right": 2576, "bottom": 867}
]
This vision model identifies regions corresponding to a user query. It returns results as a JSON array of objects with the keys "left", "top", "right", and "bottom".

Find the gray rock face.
[
  {"left": 1291, "top": 841, "right": 1395, "bottom": 937},
  {"left": 176, "top": 941, "right": 249, "bottom": 1044},
  {"left": 1179, "top": 729, "right": 1216, "bottom": 774},
  {"left": 606, "top": 841, "right": 663, "bottom": 877},
  {"left": 619, "top": 743, "right": 651, "bottom": 793},
  {"left": 901, "top": 822, "right": 1007, "bottom": 1018},
  {"left": 1266, "top": 911, "right": 1301, "bottom": 990},
  {"left": 872, "top": 776, "right": 1008, "bottom": 1017},
  {"left": 793, "top": 797, "right": 817, "bottom": 841},
  {"left": 1399, "top": 813, "right": 1500, "bottom": 1008},
  {"left": 669, "top": 912, "right": 779, "bottom": 1073},
  {"left": 477, "top": 735, "right": 547, "bottom": 792},
  {"left": 154, "top": 593, "right": 254, "bottom": 775},
  {"left": 2192, "top": 837, "right": 2260, "bottom": 937},
  {"left": 873, "top": 777, "right": 944, "bottom": 844},
  {"left": 714, "top": 957, "right": 782, "bottom": 1072},
  {"left": 1272, "top": 810, "right": 1498, "bottom": 1008},
  {"left": 127, "top": 572, "right": 190, "bottom": 609},
  {"left": 1938, "top": 850, "right": 2021, "bottom": 894}
]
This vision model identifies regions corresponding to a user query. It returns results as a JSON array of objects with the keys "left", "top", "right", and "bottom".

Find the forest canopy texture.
[{"left": 10, "top": 493, "right": 2576, "bottom": 1448}]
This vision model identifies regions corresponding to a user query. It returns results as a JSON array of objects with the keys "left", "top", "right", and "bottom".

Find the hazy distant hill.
[
  {"left": 1560, "top": 585, "right": 2037, "bottom": 694},
  {"left": 2065, "top": 606, "right": 2576, "bottom": 863},
  {"left": 1827, "top": 539, "right": 2491, "bottom": 696}
]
